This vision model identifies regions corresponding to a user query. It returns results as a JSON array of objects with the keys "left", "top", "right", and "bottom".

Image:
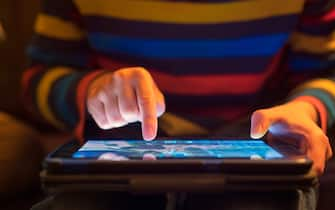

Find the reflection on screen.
[{"left": 73, "top": 140, "right": 283, "bottom": 160}]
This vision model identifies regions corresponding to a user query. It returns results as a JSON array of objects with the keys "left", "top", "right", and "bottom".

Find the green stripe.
[{"left": 290, "top": 88, "right": 335, "bottom": 128}]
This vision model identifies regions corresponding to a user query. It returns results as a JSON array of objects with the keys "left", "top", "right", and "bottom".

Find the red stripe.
[
  {"left": 302, "top": 8, "right": 335, "bottom": 24},
  {"left": 21, "top": 65, "right": 44, "bottom": 116},
  {"left": 97, "top": 51, "right": 283, "bottom": 95},
  {"left": 22, "top": 65, "right": 44, "bottom": 94},
  {"left": 75, "top": 70, "right": 104, "bottom": 143},
  {"left": 177, "top": 106, "right": 251, "bottom": 121}
]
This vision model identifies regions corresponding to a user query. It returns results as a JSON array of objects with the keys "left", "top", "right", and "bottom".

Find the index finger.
[{"left": 134, "top": 73, "right": 157, "bottom": 141}]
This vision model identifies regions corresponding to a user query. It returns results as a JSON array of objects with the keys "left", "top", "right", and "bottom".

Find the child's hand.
[
  {"left": 87, "top": 67, "right": 165, "bottom": 140},
  {"left": 250, "top": 101, "right": 332, "bottom": 175}
]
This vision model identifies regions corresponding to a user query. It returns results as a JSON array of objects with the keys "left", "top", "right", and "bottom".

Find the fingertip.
[
  {"left": 250, "top": 110, "right": 269, "bottom": 139},
  {"left": 142, "top": 118, "right": 157, "bottom": 141},
  {"left": 250, "top": 122, "right": 267, "bottom": 139},
  {"left": 143, "top": 133, "right": 155, "bottom": 141},
  {"left": 250, "top": 132, "right": 265, "bottom": 139}
]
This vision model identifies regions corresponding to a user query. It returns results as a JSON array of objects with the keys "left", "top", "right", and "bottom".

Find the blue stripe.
[
  {"left": 27, "top": 46, "right": 89, "bottom": 67},
  {"left": 85, "top": 15, "right": 298, "bottom": 39},
  {"left": 32, "top": 35, "right": 89, "bottom": 52},
  {"left": 288, "top": 55, "right": 332, "bottom": 72},
  {"left": 88, "top": 33, "right": 289, "bottom": 58},
  {"left": 51, "top": 73, "right": 81, "bottom": 127},
  {"left": 99, "top": 52, "right": 271, "bottom": 75}
]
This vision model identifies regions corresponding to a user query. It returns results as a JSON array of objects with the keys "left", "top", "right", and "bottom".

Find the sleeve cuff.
[{"left": 75, "top": 70, "right": 105, "bottom": 143}]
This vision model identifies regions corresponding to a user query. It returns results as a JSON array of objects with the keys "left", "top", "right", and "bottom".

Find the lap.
[
  {"left": 0, "top": 112, "right": 43, "bottom": 195},
  {"left": 183, "top": 188, "right": 317, "bottom": 210},
  {"left": 31, "top": 192, "right": 167, "bottom": 210},
  {"left": 31, "top": 187, "right": 317, "bottom": 210}
]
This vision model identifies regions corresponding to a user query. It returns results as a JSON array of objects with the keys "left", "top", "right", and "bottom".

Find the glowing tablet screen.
[{"left": 73, "top": 140, "right": 283, "bottom": 160}]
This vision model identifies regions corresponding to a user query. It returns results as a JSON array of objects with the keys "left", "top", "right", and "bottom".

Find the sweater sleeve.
[
  {"left": 22, "top": 0, "right": 103, "bottom": 139},
  {"left": 287, "top": 0, "right": 335, "bottom": 132}
]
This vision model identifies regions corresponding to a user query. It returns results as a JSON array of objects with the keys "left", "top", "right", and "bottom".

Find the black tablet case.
[{"left": 41, "top": 141, "right": 318, "bottom": 194}]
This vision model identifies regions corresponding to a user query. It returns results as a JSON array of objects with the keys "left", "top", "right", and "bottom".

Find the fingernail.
[
  {"left": 251, "top": 127, "right": 266, "bottom": 139},
  {"left": 143, "top": 153, "right": 157, "bottom": 160},
  {"left": 143, "top": 125, "right": 156, "bottom": 141}
]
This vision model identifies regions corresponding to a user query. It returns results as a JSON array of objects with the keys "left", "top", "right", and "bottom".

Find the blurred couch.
[
  {"left": 0, "top": 0, "right": 45, "bottom": 209},
  {"left": 0, "top": 0, "right": 40, "bottom": 118}
]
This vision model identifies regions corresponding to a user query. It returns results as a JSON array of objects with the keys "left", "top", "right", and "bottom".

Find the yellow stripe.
[
  {"left": 294, "top": 79, "right": 335, "bottom": 97},
  {"left": 35, "top": 14, "right": 85, "bottom": 40},
  {"left": 290, "top": 32, "right": 335, "bottom": 54},
  {"left": 37, "top": 67, "right": 73, "bottom": 129},
  {"left": 74, "top": 0, "right": 304, "bottom": 24}
]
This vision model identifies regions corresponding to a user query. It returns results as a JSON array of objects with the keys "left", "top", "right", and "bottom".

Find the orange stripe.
[
  {"left": 293, "top": 96, "right": 328, "bottom": 132},
  {"left": 97, "top": 51, "right": 283, "bottom": 95},
  {"left": 75, "top": 70, "right": 105, "bottom": 143}
]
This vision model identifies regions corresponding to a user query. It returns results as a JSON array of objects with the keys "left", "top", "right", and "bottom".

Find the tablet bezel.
[{"left": 44, "top": 139, "right": 312, "bottom": 175}]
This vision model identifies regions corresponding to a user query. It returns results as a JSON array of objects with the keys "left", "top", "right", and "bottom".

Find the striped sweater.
[{"left": 22, "top": 0, "right": 335, "bottom": 138}]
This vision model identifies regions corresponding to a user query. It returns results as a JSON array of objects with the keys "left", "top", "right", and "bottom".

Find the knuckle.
[
  {"left": 108, "top": 114, "right": 124, "bottom": 124},
  {"left": 121, "top": 105, "right": 138, "bottom": 116},
  {"left": 112, "top": 71, "right": 122, "bottom": 82},
  {"left": 87, "top": 94, "right": 100, "bottom": 104},
  {"left": 86, "top": 99, "right": 96, "bottom": 111},
  {"left": 252, "top": 110, "right": 267, "bottom": 121},
  {"left": 113, "top": 70, "right": 127, "bottom": 80},
  {"left": 132, "top": 67, "right": 150, "bottom": 79},
  {"left": 97, "top": 90, "right": 109, "bottom": 102},
  {"left": 133, "top": 67, "right": 147, "bottom": 74},
  {"left": 87, "top": 98, "right": 101, "bottom": 112},
  {"left": 143, "top": 112, "right": 156, "bottom": 119},
  {"left": 139, "top": 95, "right": 153, "bottom": 107}
]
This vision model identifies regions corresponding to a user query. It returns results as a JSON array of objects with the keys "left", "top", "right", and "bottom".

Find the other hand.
[{"left": 250, "top": 101, "right": 332, "bottom": 175}]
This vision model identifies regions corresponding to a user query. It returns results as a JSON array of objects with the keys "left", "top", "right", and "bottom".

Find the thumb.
[{"left": 250, "top": 110, "right": 273, "bottom": 139}]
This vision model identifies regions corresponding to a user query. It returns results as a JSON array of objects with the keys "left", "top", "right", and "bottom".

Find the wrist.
[
  {"left": 291, "top": 96, "right": 327, "bottom": 132},
  {"left": 75, "top": 70, "right": 105, "bottom": 142}
]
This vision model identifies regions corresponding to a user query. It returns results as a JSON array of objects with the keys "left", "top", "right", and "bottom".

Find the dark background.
[{"left": 0, "top": 0, "right": 40, "bottom": 118}]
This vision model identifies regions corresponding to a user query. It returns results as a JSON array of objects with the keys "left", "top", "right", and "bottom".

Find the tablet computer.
[
  {"left": 44, "top": 138, "right": 312, "bottom": 175},
  {"left": 42, "top": 138, "right": 317, "bottom": 193}
]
